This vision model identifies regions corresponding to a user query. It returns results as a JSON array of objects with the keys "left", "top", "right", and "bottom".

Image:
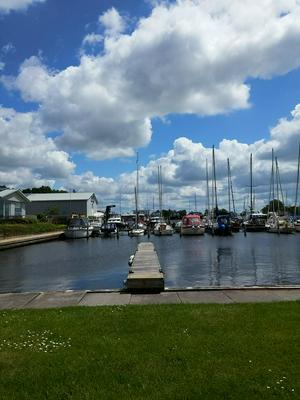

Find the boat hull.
[
  {"left": 294, "top": 223, "right": 300, "bottom": 232},
  {"left": 64, "top": 228, "right": 93, "bottom": 239},
  {"left": 128, "top": 229, "right": 145, "bottom": 237},
  {"left": 153, "top": 229, "right": 173, "bottom": 236},
  {"left": 267, "top": 227, "right": 295, "bottom": 234},
  {"left": 181, "top": 226, "right": 205, "bottom": 235},
  {"left": 244, "top": 225, "right": 266, "bottom": 232}
]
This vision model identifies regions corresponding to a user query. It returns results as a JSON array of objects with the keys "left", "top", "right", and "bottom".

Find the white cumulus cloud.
[
  {"left": 0, "top": 107, "right": 75, "bottom": 188},
  {"left": 0, "top": 0, "right": 46, "bottom": 14},
  {"left": 4, "top": 0, "right": 300, "bottom": 161}
]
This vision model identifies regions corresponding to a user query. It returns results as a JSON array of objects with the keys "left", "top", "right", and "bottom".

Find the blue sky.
[{"left": 1, "top": 0, "right": 300, "bottom": 211}]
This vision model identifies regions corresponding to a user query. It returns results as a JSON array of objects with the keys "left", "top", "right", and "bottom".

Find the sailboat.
[
  {"left": 266, "top": 154, "right": 294, "bottom": 234},
  {"left": 227, "top": 158, "right": 241, "bottom": 232},
  {"left": 243, "top": 153, "right": 267, "bottom": 232},
  {"left": 293, "top": 143, "right": 300, "bottom": 232},
  {"left": 209, "top": 146, "right": 232, "bottom": 236},
  {"left": 129, "top": 153, "right": 145, "bottom": 237},
  {"left": 153, "top": 165, "right": 173, "bottom": 236}
]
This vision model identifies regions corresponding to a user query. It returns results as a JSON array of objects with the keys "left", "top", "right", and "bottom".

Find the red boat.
[{"left": 180, "top": 214, "right": 205, "bottom": 236}]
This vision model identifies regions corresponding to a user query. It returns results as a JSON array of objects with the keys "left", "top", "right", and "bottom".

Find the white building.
[
  {"left": 26, "top": 192, "right": 98, "bottom": 217},
  {"left": 0, "top": 189, "right": 30, "bottom": 218}
]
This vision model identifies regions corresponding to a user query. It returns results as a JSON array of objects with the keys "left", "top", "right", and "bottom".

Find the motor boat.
[
  {"left": 213, "top": 215, "right": 232, "bottom": 236},
  {"left": 243, "top": 213, "right": 267, "bottom": 232},
  {"left": 107, "top": 215, "right": 125, "bottom": 230},
  {"left": 173, "top": 221, "right": 182, "bottom": 233},
  {"left": 64, "top": 217, "right": 93, "bottom": 239},
  {"left": 266, "top": 212, "right": 295, "bottom": 234},
  {"left": 180, "top": 214, "right": 205, "bottom": 235},
  {"left": 128, "top": 224, "right": 145, "bottom": 237},
  {"left": 294, "top": 219, "right": 300, "bottom": 232},
  {"left": 88, "top": 216, "right": 103, "bottom": 236},
  {"left": 153, "top": 221, "right": 173, "bottom": 236},
  {"left": 100, "top": 222, "right": 118, "bottom": 237}
]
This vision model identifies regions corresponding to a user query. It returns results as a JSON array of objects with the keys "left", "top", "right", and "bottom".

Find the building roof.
[
  {"left": 0, "top": 189, "right": 30, "bottom": 202},
  {"left": 26, "top": 192, "right": 98, "bottom": 203}
]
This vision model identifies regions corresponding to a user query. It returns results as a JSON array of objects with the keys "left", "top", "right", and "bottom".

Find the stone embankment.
[
  {"left": 0, "top": 287, "right": 300, "bottom": 309},
  {"left": 0, "top": 231, "right": 64, "bottom": 250}
]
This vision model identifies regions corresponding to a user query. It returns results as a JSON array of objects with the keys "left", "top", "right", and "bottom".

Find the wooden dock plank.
[{"left": 124, "top": 242, "right": 164, "bottom": 292}]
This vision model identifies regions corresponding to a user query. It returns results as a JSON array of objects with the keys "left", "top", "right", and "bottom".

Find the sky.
[{"left": 1, "top": 0, "right": 300, "bottom": 213}]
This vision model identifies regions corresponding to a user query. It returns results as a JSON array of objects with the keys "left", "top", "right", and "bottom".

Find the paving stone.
[
  {"left": 79, "top": 292, "right": 131, "bottom": 306},
  {"left": 25, "top": 291, "right": 85, "bottom": 309},
  {"left": 274, "top": 289, "right": 300, "bottom": 301},
  {"left": 223, "top": 289, "right": 282, "bottom": 303},
  {"left": 0, "top": 293, "right": 40, "bottom": 309},
  {"left": 177, "top": 290, "right": 233, "bottom": 304},
  {"left": 130, "top": 292, "right": 180, "bottom": 305}
]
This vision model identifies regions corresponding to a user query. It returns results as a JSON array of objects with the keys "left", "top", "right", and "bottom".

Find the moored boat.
[
  {"left": 64, "top": 217, "right": 93, "bottom": 239},
  {"left": 180, "top": 214, "right": 205, "bottom": 236},
  {"left": 266, "top": 213, "right": 295, "bottom": 234},
  {"left": 243, "top": 213, "right": 267, "bottom": 232},
  {"left": 153, "top": 221, "right": 173, "bottom": 236},
  {"left": 128, "top": 224, "right": 145, "bottom": 236},
  {"left": 213, "top": 215, "right": 232, "bottom": 236},
  {"left": 294, "top": 219, "right": 300, "bottom": 232},
  {"left": 100, "top": 222, "right": 118, "bottom": 237}
]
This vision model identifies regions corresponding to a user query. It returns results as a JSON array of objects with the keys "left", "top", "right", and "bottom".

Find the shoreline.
[
  {"left": 0, "top": 287, "right": 300, "bottom": 309},
  {"left": 0, "top": 231, "right": 64, "bottom": 250}
]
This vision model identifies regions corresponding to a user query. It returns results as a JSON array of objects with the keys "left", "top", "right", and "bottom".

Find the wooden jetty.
[{"left": 124, "top": 242, "right": 164, "bottom": 292}]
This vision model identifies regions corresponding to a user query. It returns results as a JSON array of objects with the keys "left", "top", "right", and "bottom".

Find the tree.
[
  {"left": 261, "top": 199, "right": 284, "bottom": 214},
  {"left": 22, "top": 186, "right": 67, "bottom": 194}
]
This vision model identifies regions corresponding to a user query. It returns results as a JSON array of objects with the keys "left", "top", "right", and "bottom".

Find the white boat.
[
  {"left": 153, "top": 222, "right": 173, "bottom": 236},
  {"left": 107, "top": 215, "right": 125, "bottom": 229},
  {"left": 266, "top": 212, "right": 295, "bottom": 234},
  {"left": 293, "top": 219, "right": 300, "bottom": 232},
  {"left": 181, "top": 214, "right": 205, "bottom": 235},
  {"left": 88, "top": 215, "right": 103, "bottom": 235},
  {"left": 64, "top": 217, "right": 93, "bottom": 239},
  {"left": 128, "top": 227, "right": 145, "bottom": 236},
  {"left": 174, "top": 221, "right": 182, "bottom": 233}
]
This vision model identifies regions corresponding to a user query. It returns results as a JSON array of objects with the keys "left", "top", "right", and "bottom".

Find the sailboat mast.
[
  {"left": 250, "top": 153, "right": 253, "bottom": 215},
  {"left": 227, "top": 158, "right": 231, "bottom": 213},
  {"left": 271, "top": 149, "right": 275, "bottom": 212},
  {"left": 136, "top": 152, "right": 139, "bottom": 221},
  {"left": 157, "top": 165, "right": 163, "bottom": 218},
  {"left": 295, "top": 143, "right": 300, "bottom": 218},
  {"left": 276, "top": 157, "right": 285, "bottom": 215},
  {"left": 212, "top": 145, "right": 218, "bottom": 217},
  {"left": 206, "top": 159, "right": 210, "bottom": 216},
  {"left": 160, "top": 165, "right": 163, "bottom": 215},
  {"left": 275, "top": 156, "right": 280, "bottom": 212},
  {"left": 228, "top": 158, "right": 236, "bottom": 214},
  {"left": 134, "top": 186, "right": 138, "bottom": 225}
]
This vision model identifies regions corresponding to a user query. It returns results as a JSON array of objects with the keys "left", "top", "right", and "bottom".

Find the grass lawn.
[
  {"left": 0, "top": 223, "right": 65, "bottom": 237},
  {"left": 0, "top": 302, "right": 299, "bottom": 399}
]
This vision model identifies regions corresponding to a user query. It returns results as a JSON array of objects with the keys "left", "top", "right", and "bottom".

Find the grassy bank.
[
  {"left": 0, "top": 222, "right": 65, "bottom": 237},
  {"left": 0, "top": 302, "right": 299, "bottom": 399}
]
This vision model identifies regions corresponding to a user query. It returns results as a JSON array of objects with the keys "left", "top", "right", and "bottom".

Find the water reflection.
[{"left": 0, "top": 232, "right": 299, "bottom": 292}]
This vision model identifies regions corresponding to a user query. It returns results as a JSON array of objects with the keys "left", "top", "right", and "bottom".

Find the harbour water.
[{"left": 0, "top": 232, "right": 299, "bottom": 293}]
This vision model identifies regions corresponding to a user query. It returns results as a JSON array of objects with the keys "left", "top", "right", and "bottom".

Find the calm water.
[{"left": 0, "top": 232, "right": 299, "bottom": 293}]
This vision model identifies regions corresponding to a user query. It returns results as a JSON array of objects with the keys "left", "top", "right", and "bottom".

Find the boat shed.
[
  {"left": 26, "top": 192, "right": 98, "bottom": 217},
  {"left": 0, "top": 189, "right": 30, "bottom": 218}
]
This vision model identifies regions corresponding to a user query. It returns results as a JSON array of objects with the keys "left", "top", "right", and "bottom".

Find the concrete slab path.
[{"left": 0, "top": 288, "right": 299, "bottom": 310}]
